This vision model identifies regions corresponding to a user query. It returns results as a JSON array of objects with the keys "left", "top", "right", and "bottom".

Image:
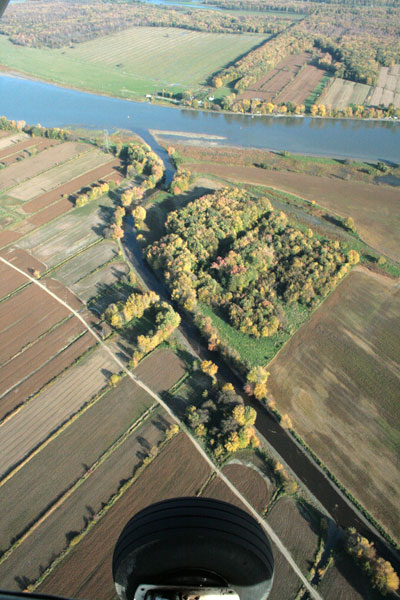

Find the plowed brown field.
[
  {"left": 0, "top": 330, "right": 96, "bottom": 421},
  {"left": 134, "top": 347, "right": 186, "bottom": 393},
  {"left": 237, "top": 52, "right": 312, "bottom": 102},
  {"left": 0, "top": 248, "right": 45, "bottom": 298},
  {"left": 39, "top": 434, "right": 211, "bottom": 600},
  {"left": 268, "top": 267, "right": 400, "bottom": 543},
  {"left": 0, "top": 138, "right": 58, "bottom": 161},
  {"left": 0, "top": 230, "right": 22, "bottom": 248},
  {"left": 0, "top": 344, "right": 118, "bottom": 478},
  {"left": 0, "top": 284, "right": 72, "bottom": 365},
  {"left": 27, "top": 198, "right": 74, "bottom": 226},
  {"left": 277, "top": 65, "right": 325, "bottom": 104}
]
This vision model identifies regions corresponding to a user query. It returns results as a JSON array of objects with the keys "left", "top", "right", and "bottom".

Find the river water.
[{"left": 1, "top": 73, "right": 399, "bottom": 162}]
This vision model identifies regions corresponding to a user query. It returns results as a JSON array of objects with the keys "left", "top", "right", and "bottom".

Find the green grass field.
[{"left": 0, "top": 28, "right": 267, "bottom": 97}]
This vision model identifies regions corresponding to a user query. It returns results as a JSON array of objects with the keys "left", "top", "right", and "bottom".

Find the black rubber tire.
[{"left": 113, "top": 497, "right": 274, "bottom": 600}]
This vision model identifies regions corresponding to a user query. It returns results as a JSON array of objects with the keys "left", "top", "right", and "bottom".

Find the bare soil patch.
[
  {"left": 185, "top": 162, "right": 400, "bottom": 261},
  {"left": 268, "top": 267, "right": 400, "bottom": 543},
  {"left": 0, "top": 376, "right": 157, "bottom": 550},
  {"left": 134, "top": 347, "right": 186, "bottom": 393},
  {"left": 0, "top": 142, "right": 87, "bottom": 192},
  {"left": 50, "top": 241, "right": 119, "bottom": 288},
  {"left": 1, "top": 328, "right": 96, "bottom": 420},
  {"left": 0, "top": 132, "right": 28, "bottom": 151},
  {"left": 0, "top": 314, "right": 93, "bottom": 415},
  {"left": 0, "top": 137, "right": 58, "bottom": 161},
  {"left": 9, "top": 149, "right": 110, "bottom": 201},
  {"left": 0, "top": 283, "right": 72, "bottom": 365},
  {"left": 277, "top": 65, "right": 325, "bottom": 104},
  {"left": 237, "top": 52, "right": 312, "bottom": 102},
  {"left": 267, "top": 497, "right": 319, "bottom": 575},
  {"left": 27, "top": 197, "right": 74, "bottom": 226},
  {"left": 39, "top": 434, "right": 211, "bottom": 600},
  {"left": 23, "top": 158, "right": 121, "bottom": 213},
  {"left": 0, "top": 230, "right": 22, "bottom": 247},
  {"left": 16, "top": 198, "right": 110, "bottom": 267},
  {"left": 0, "top": 248, "right": 45, "bottom": 298},
  {"left": 221, "top": 463, "right": 270, "bottom": 513}
]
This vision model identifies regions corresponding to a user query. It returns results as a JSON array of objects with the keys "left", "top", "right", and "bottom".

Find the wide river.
[{"left": 1, "top": 73, "right": 400, "bottom": 162}]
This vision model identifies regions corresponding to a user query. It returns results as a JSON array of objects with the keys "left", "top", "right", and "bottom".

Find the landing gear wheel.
[{"left": 113, "top": 497, "right": 274, "bottom": 600}]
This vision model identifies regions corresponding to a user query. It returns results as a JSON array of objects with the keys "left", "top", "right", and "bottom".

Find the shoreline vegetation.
[
  {"left": 1, "top": 67, "right": 400, "bottom": 126},
  {"left": 1, "top": 0, "right": 400, "bottom": 122}
]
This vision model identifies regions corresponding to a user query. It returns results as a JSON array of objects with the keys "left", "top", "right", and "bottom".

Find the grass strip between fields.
[{"left": 0, "top": 254, "right": 324, "bottom": 600}]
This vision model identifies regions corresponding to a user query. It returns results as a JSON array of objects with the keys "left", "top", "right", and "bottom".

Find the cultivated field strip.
[
  {"left": 0, "top": 142, "right": 87, "bottom": 192},
  {"left": 0, "top": 344, "right": 119, "bottom": 478},
  {"left": 0, "top": 132, "right": 28, "bottom": 151},
  {"left": 0, "top": 284, "right": 72, "bottom": 365},
  {"left": 23, "top": 157, "right": 121, "bottom": 213},
  {"left": 62, "top": 27, "right": 266, "bottom": 86},
  {"left": 133, "top": 347, "right": 186, "bottom": 394},
  {"left": 276, "top": 65, "right": 325, "bottom": 104},
  {"left": 0, "top": 248, "right": 45, "bottom": 299},
  {"left": 0, "top": 315, "right": 86, "bottom": 401},
  {"left": 9, "top": 149, "right": 112, "bottom": 201},
  {"left": 0, "top": 411, "right": 171, "bottom": 588},
  {"left": 320, "top": 78, "right": 371, "bottom": 109},
  {"left": 72, "top": 262, "right": 128, "bottom": 302},
  {"left": 0, "top": 137, "right": 56, "bottom": 161},
  {"left": 1, "top": 330, "right": 96, "bottom": 421},
  {"left": 27, "top": 198, "right": 74, "bottom": 226},
  {"left": 0, "top": 230, "right": 22, "bottom": 248},
  {"left": 16, "top": 202, "right": 107, "bottom": 267},
  {"left": 0, "top": 377, "right": 157, "bottom": 549},
  {"left": 38, "top": 434, "right": 212, "bottom": 600},
  {"left": 50, "top": 241, "right": 119, "bottom": 287}
]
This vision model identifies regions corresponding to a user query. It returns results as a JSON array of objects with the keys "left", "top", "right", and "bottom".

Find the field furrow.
[
  {"left": 38, "top": 434, "right": 211, "bottom": 600},
  {"left": 0, "top": 410, "right": 172, "bottom": 589},
  {"left": 9, "top": 149, "right": 111, "bottom": 201},
  {"left": 0, "top": 142, "right": 88, "bottom": 192},
  {"left": 0, "top": 344, "right": 117, "bottom": 478}
]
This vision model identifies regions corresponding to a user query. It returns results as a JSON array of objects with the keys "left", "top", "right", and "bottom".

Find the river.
[{"left": 1, "top": 73, "right": 399, "bottom": 162}]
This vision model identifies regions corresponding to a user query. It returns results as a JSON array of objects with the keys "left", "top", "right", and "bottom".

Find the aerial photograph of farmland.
[{"left": 0, "top": 0, "right": 399, "bottom": 598}]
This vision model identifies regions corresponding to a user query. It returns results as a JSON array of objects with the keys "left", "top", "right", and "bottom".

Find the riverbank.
[{"left": 1, "top": 66, "right": 399, "bottom": 127}]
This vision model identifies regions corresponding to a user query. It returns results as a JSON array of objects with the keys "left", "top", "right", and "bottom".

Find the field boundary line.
[
  {"left": 0, "top": 255, "right": 324, "bottom": 600},
  {"left": 2, "top": 145, "right": 94, "bottom": 197},
  {"left": 0, "top": 326, "right": 94, "bottom": 419},
  {"left": 0, "top": 403, "right": 159, "bottom": 567}
]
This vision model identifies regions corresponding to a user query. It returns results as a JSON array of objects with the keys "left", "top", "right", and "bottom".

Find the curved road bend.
[{"left": 122, "top": 220, "right": 400, "bottom": 572}]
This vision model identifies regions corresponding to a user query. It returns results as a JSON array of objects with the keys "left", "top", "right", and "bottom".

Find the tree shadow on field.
[
  {"left": 92, "top": 203, "right": 114, "bottom": 237},
  {"left": 321, "top": 213, "right": 344, "bottom": 230},
  {"left": 151, "top": 413, "right": 170, "bottom": 433},
  {"left": 160, "top": 391, "right": 186, "bottom": 420},
  {"left": 101, "top": 367, "right": 113, "bottom": 379}
]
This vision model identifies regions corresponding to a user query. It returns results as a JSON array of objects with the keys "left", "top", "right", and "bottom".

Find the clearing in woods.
[{"left": 267, "top": 267, "right": 400, "bottom": 544}]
